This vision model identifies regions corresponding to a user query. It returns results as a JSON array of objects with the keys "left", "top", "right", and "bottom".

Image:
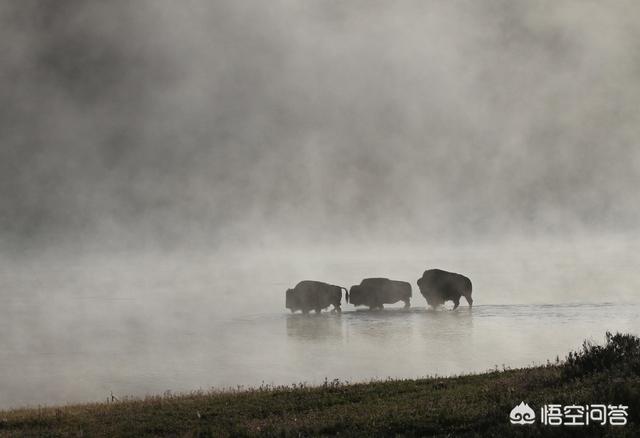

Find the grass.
[{"left": 1, "top": 332, "right": 639, "bottom": 437}]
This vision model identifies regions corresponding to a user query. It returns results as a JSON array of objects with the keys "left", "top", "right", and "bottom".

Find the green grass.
[{"left": 1, "top": 333, "right": 639, "bottom": 437}]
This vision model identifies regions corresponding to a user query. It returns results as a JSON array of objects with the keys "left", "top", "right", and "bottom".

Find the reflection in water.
[
  {"left": 286, "top": 314, "right": 343, "bottom": 341},
  {"left": 1, "top": 304, "right": 639, "bottom": 409}
]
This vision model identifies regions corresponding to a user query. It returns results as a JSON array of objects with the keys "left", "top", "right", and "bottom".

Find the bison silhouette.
[
  {"left": 285, "top": 280, "right": 346, "bottom": 314},
  {"left": 417, "top": 269, "right": 473, "bottom": 309},
  {"left": 348, "top": 278, "right": 411, "bottom": 310}
]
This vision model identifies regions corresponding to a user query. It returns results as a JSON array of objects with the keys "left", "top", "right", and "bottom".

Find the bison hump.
[
  {"left": 295, "top": 280, "right": 329, "bottom": 288},
  {"left": 360, "top": 277, "right": 390, "bottom": 286}
]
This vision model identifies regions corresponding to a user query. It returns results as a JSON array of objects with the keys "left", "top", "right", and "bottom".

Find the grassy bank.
[{"left": 1, "top": 333, "right": 639, "bottom": 437}]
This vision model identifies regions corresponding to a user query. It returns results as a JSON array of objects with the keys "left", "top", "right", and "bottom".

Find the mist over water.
[
  {"left": 1, "top": 300, "right": 639, "bottom": 409},
  {"left": 2, "top": 240, "right": 640, "bottom": 409},
  {"left": 2, "top": 1, "right": 640, "bottom": 410}
]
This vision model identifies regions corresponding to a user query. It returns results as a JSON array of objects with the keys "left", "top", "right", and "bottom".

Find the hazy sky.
[{"left": 2, "top": 0, "right": 640, "bottom": 252}]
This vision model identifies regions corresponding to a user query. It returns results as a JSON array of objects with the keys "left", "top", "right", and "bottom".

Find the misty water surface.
[
  {"left": 2, "top": 241, "right": 640, "bottom": 409},
  {"left": 2, "top": 253, "right": 639, "bottom": 410}
]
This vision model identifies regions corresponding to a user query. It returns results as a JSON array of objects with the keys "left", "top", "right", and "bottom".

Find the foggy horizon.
[{"left": 2, "top": 1, "right": 640, "bottom": 254}]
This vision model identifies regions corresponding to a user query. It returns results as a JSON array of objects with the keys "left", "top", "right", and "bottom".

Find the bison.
[
  {"left": 285, "top": 280, "right": 346, "bottom": 314},
  {"left": 417, "top": 269, "right": 473, "bottom": 309},
  {"left": 348, "top": 278, "right": 412, "bottom": 310}
]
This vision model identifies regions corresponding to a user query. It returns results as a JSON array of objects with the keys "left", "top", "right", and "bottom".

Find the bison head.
[
  {"left": 285, "top": 288, "right": 296, "bottom": 310},
  {"left": 348, "top": 285, "right": 367, "bottom": 306}
]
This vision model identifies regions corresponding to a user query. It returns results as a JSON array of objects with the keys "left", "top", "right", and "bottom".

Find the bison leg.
[
  {"left": 403, "top": 299, "right": 410, "bottom": 309},
  {"left": 466, "top": 296, "right": 473, "bottom": 307},
  {"left": 334, "top": 304, "right": 341, "bottom": 313},
  {"left": 315, "top": 308, "right": 322, "bottom": 314},
  {"left": 452, "top": 299, "right": 460, "bottom": 310}
]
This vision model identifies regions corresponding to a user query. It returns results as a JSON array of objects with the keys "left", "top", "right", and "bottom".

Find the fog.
[
  {"left": 1, "top": 0, "right": 640, "bottom": 408},
  {"left": 3, "top": 0, "right": 640, "bottom": 251}
]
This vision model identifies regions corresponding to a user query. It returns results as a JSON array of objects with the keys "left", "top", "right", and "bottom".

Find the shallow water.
[
  {"left": 1, "top": 301, "right": 638, "bottom": 410},
  {"left": 3, "top": 239, "right": 640, "bottom": 409}
]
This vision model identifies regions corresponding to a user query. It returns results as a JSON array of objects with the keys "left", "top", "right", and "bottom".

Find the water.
[
  {"left": 1, "top": 301, "right": 638, "bottom": 410},
  {"left": 2, "top": 239, "right": 639, "bottom": 410}
]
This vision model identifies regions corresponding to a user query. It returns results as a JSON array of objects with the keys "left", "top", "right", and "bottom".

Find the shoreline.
[{"left": 1, "top": 333, "right": 638, "bottom": 436}]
